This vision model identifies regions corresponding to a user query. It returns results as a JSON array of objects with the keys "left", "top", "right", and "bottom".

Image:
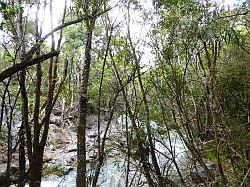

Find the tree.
[
  {"left": 0, "top": 0, "right": 249, "bottom": 186},
  {"left": 75, "top": 0, "right": 111, "bottom": 186}
]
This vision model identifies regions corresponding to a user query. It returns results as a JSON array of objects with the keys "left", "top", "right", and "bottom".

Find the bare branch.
[
  {"left": 0, "top": 51, "right": 60, "bottom": 82},
  {"left": 217, "top": 10, "right": 250, "bottom": 19}
]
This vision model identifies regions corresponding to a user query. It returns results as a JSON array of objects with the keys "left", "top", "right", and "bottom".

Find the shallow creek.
[
  {"left": 22, "top": 116, "right": 187, "bottom": 187},
  {"left": 35, "top": 132, "right": 186, "bottom": 186}
]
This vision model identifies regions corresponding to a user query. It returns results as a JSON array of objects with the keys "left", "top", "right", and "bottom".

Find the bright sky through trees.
[
  {"left": 0, "top": 0, "right": 239, "bottom": 66},
  {"left": 40, "top": 0, "right": 238, "bottom": 35}
]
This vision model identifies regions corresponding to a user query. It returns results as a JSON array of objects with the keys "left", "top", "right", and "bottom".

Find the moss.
[
  {"left": 0, "top": 167, "right": 19, "bottom": 186},
  {"left": 43, "top": 165, "right": 65, "bottom": 177}
]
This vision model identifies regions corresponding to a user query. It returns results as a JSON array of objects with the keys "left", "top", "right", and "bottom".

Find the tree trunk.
[
  {"left": 17, "top": 1, "right": 31, "bottom": 186},
  {"left": 77, "top": 18, "right": 95, "bottom": 187},
  {"left": 126, "top": 7, "right": 164, "bottom": 183},
  {"left": 109, "top": 52, "right": 155, "bottom": 187},
  {"left": 91, "top": 24, "right": 113, "bottom": 187},
  {"left": 29, "top": 150, "right": 44, "bottom": 187},
  {"left": 18, "top": 122, "right": 26, "bottom": 187}
]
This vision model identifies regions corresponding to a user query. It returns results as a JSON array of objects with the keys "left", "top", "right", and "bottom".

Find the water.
[
  {"left": 28, "top": 156, "right": 126, "bottom": 187},
  {"left": 40, "top": 170, "right": 76, "bottom": 187},
  {"left": 36, "top": 163, "right": 125, "bottom": 187},
  {"left": 34, "top": 118, "right": 187, "bottom": 187}
]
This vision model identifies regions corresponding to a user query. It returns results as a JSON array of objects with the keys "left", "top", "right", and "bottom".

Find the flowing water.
[
  {"left": 35, "top": 162, "right": 125, "bottom": 187},
  {"left": 33, "top": 118, "right": 187, "bottom": 187}
]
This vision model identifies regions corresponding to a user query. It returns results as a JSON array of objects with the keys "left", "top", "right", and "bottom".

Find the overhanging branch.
[
  {"left": 0, "top": 51, "right": 60, "bottom": 82},
  {"left": 0, "top": 6, "right": 113, "bottom": 82}
]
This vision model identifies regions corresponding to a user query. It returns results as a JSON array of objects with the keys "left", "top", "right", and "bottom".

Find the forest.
[{"left": 0, "top": 0, "right": 249, "bottom": 186}]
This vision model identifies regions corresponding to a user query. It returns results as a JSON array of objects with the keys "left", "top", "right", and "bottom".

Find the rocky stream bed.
[
  {"left": 0, "top": 113, "right": 212, "bottom": 187},
  {"left": 0, "top": 113, "right": 127, "bottom": 186}
]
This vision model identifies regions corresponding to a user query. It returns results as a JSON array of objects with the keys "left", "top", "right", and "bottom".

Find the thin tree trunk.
[
  {"left": 109, "top": 51, "right": 155, "bottom": 187},
  {"left": 18, "top": 122, "right": 26, "bottom": 187},
  {"left": 17, "top": 1, "right": 32, "bottom": 186},
  {"left": 0, "top": 78, "right": 11, "bottom": 131},
  {"left": 29, "top": 1, "right": 67, "bottom": 186},
  {"left": 92, "top": 92, "right": 118, "bottom": 187},
  {"left": 126, "top": 4, "right": 164, "bottom": 184},
  {"left": 5, "top": 103, "right": 11, "bottom": 186},
  {"left": 125, "top": 97, "right": 130, "bottom": 187},
  {"left": 91, "top": 23, "right": 113, "bottom": 187},
  {"left": 172, "top": 110, "right": 215, "bottom": 182},
  {"left": 203, "top": 40, "right": 227, "bottom": 184},
  {"left": 151, "top": 76, "right": 187, "bottom": 186},
  {"left": 77, "top": 17, "right": 95, "bottom": 187}
]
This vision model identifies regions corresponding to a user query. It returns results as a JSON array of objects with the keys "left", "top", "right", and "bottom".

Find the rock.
[
  {"left": 89, "top": 153, "right": 97, "bottom": 159},
  {"left": 94, "top": 144, "right": 100, "bottom": 149},
  {"left": 43, "top": 165, "right": 65, "bottom": 176},
  {"left": 48, "top": 124, "right": 70, "bottom": 145},
  {"left": 52, "top": 108, "right": 62, "bottom": 116},
  {"left": 69, "top": 157, "right": 75, "bottom": 162},
  {"left": 86, "top": 124, "right": 92, "bottom": 129},
  {"left": 49, "top": 114, "right": 62, "bottom": 126},
  {"left": 66, "top": 144, "right": 77, "bottom": 152},
  {"left": 64, "top": 167, "right": 74, "bottom": 175},
  {"left": 65, "top": 116, "right": 74, "bottom": 120},
  {"left": 88, "top": 133, "right": 98, "bottom": 138},
  {"left": 44, "top": 154, "right": 53, "bottom": 163},
  {"left": 49, "top": 144, "right": 55, "bottom": 150},
  {"left": 68, "top": 149, "right": 77, "bottom": 153}
]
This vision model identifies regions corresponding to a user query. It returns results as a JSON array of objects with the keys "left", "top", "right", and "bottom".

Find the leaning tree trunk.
[
  {"left": 109, "top": 52, "right": 155, "bottom": 187},
  {"left": 126, "top": 3, "right": 165, "bottom": 184}
]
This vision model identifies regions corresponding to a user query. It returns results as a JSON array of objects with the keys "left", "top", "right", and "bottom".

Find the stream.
[
  {"left": 18, "top": 115, "right": 187, "bottom": 187},
  {"left": 28, "top": 161, "right": 126, "bottom": 187},
  {"left": 37, "top": 133, "right": 186, "bottom": 186}
]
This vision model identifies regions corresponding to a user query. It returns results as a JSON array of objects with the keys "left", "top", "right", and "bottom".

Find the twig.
[{"left": 240, "top": 167, "right": 250, "bottom": 187}]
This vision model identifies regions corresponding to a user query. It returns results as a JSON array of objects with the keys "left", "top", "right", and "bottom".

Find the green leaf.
[{"left": 0, "top": 2, "right": 7, "bottom": 10}]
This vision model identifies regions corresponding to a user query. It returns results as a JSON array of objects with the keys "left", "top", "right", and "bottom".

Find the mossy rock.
[
  {"left": 43, "top": 165, "right": 65, "bottom": 177},
  {"left": 0, "top": 166, "right": 19, "bottom": 186}
]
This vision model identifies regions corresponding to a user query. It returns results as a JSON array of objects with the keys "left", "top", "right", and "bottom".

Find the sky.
[
  {"left": 0, "top": 0, "right": 242, "bottom": 58},
  {"left": 35, "top": 0, "right": 240, "bottom": 67},
  {"left": 38, "top": 0, "right": 239, "bottom": 36},
  {"left": 29, "top": 0, "right": 70, "bottom": 36},
  {"left": 0, "top": 0, "right": 242, "bottom": 37}
]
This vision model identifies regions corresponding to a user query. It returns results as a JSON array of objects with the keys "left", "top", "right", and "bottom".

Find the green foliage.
[
  {"left": 0, "top": 2, "right": 21, "bottom": 30},
  {"left": 149, "top": 0, "right": 249, "bottom": 185},
  {"left": 0, "top": 0, "right": 249, "bottom": 186},
  {"left": 88, "top": 59, "right": 116, "bottom": 111}
]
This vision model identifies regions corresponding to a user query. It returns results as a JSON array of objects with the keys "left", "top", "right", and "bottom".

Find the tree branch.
[
  {"left": 0, "top": 5, "right": 113, "bottom": 82},
  {"left": 217, "top": 10, "right": 250, "bottom": 19},
  {"left": 0, "top": 51, "right": 59, "bottom": 82}
]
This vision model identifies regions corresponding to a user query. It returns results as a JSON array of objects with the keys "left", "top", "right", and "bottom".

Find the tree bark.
[{"left": 77, "top": 18, "right": 95, "bottom": 187}]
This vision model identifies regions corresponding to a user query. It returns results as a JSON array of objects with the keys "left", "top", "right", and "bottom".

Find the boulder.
[{"left": 49, "top": 114, "right": 62, "bottom": 126}]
